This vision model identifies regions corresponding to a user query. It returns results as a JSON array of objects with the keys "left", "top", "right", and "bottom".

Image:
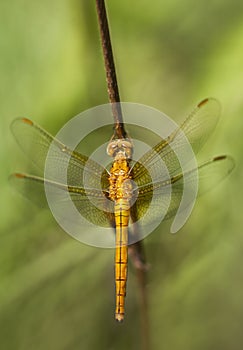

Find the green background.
[{"left": 0, "top": 1, "right": 242, "bottom": 349}]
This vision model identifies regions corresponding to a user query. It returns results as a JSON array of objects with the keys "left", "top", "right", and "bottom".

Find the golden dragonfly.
[{"left": 10, "top": 98, "right": 234, "bottom": 322}]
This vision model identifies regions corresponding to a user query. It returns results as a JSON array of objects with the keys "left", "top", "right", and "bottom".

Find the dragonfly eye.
[{"left": 106, "top": 141, "right": 118, "bottom": 156}]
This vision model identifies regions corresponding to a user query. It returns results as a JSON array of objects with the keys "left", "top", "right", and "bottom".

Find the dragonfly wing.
[
  {"left": 132, "top": 155, "right": 234, "bottom": 225},
  {"left": 132, "top": 98, "right": 221, "bottom": 185},
  {"left": 172, "top": 98, "right": 221, "bottom": 155},
  {"left": 10, "top": 173, "right": 48, "bottom": 207},
  {"left": 11, "top": 118, "right": 109, "bottom": 189},
  {"left": 10, "top": 173, "right": 114, "bottom": 227},
  {"left": 192, "top": 155, "right": 235, "bottom": 195}
]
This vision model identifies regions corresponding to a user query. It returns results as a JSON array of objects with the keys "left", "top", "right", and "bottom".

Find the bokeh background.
[{"left": 1, "top": 0, "right": 243, "bottom": 349}]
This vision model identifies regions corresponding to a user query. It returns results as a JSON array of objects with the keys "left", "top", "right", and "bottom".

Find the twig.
[
  {"left": 129, "top": 236, "right": 150, "bottom": 350},
  {"left": 95, "top": 0, "right": 127, "bottom": 139}
]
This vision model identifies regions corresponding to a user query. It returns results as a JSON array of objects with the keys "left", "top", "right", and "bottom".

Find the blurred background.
[{"left": 1, "top": 0, "right": 243, "bottom": 349}]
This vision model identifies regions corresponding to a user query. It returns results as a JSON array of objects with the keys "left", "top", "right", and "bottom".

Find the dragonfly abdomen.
[{"left": 114, "top": 198, "right": 130, "bottom": 322}]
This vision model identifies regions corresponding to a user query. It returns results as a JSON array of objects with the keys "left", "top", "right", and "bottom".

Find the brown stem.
[
  {"left": 95, "top": 0, "right": 127, "bottom": 139},
  {"left": 129, "top": 240, "right": 150, "bottom": 350}
]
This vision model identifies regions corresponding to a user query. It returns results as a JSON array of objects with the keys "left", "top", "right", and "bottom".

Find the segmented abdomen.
[{"left": 114, "top": 199, "right": 129, "bottom": 322}]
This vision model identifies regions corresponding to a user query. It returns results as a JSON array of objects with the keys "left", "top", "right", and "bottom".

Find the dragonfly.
[{"left": 10, "top": 98, "right": 234, "bottom": 322}]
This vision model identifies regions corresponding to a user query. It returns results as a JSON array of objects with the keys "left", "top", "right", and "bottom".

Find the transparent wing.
[
  {"left": 10, "top": 173, "right": 114, "bottom": 227},
  {"left": 132, "top": 98, "right": 221, "bottom": 186},
  {"left": 131, "top": 155, "right": 235, "bottom": 225},
  {"left": 11, "top": 118, "right": 109, "bottom": 189}
]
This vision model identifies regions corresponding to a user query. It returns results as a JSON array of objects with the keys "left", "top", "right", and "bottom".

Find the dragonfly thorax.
[{"left": 108, "top": 158, "right": 133, "bottom": 201}]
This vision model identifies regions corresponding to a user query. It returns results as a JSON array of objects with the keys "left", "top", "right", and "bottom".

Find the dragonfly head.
[{"left": 107, "top": 139, "right": 133, "bottom": 159}]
